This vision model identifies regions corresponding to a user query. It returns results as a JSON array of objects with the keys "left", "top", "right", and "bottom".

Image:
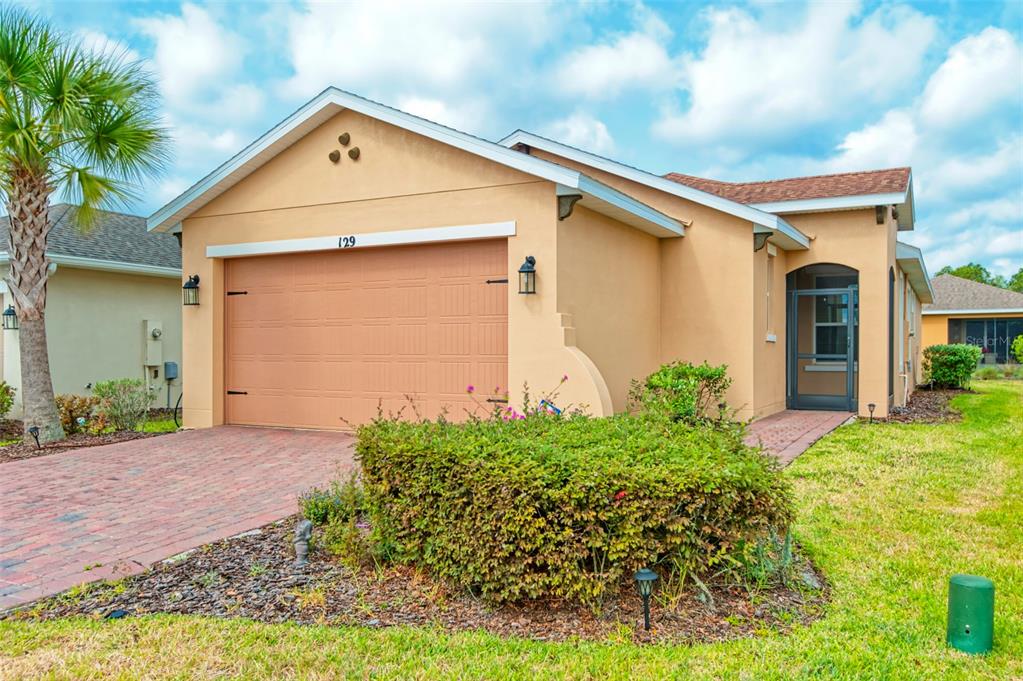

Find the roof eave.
[
  {"left": 895, "top": 241, "right": 934, "bottom": 303},
  {"left": 922, "top": 307, "right": 1023, "bottom": 315},
  {"left": 749, "top": 175, "right": 915, "bottom": 231},
  {"left": 498, "top": 130, "right": 809, "bottom": 249},
  {"left": 0, "top": 252, "right": 182, "bottom": 279},
  {"left": 148, "top": 88, "right": 681, "bottom": 238}
]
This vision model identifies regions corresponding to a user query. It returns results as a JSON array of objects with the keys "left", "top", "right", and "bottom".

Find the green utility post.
[{"left": 947, "top": 574, "right": 994, "bottom": 654}]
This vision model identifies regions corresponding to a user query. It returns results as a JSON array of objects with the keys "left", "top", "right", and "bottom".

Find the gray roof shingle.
[
  {"left": 924, "top": 274, "right": 1023, "bottom": 312},
  {"left": 0, "top": 204, "right": 180, "bottom": 270}
]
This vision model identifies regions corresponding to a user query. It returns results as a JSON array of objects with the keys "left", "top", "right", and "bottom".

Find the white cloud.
[
  {"left": 826, "top": 109, "right": 917, "bottom": 171},
  {"left": 135, "top": 3, "right": 245, "bottom": 106},
  {"left": 281, "top": 1, "right": 561, "bottom": 100},
  {"left": 395, "top": 96, "right": 490, "bottom": 134},
  {"left": 986, "top": 231, "right": 1023, "bottom": 258},
  {"left": 76, "top": 29, "right": 140, "bottom": 62},
  {"left": 552, "top": 5, "right": 678, "bottom": 99},
  {"left": 924, "top": 136, "right": 1022, "bottom": 199},
  {"left": 540, "top": 112, "right": 615, "bottom": 155},
  {"left": 919, "top": 28, "right": 1023, "bottom": 130},
  {"left": 947, "top": 195, "right": 1023, "bottom": 228},
  {"left": 653, "top": 3, "right": 936, "bottom": 150}
]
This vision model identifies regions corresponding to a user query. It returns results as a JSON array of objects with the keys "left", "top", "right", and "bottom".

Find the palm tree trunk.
[{"left": 4, "top": 173, "right": 65, "bottom": 442}]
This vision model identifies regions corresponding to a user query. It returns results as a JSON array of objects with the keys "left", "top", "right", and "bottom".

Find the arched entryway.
[{"left": 786, "top": 263, "right": 859, "bottom": 411}]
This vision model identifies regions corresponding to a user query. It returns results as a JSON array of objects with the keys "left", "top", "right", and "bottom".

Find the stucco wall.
[
  {"left": 2, "top": 266, "right": 183, "bottom": 418},
  {"left": 179, "top": 109, "right": 617, "bottom": 428},
  {"left": 921, "top": 312, "right": 1023, "bottom": 354},
  {"left": 752, "top": 245, "right": 787, "bottom": 418},
  {"left": 784, "top": 209, "right": 895, "bottom": 417},
  {"left": 557, "top": 205, "right": 661, "bottom": 411}
]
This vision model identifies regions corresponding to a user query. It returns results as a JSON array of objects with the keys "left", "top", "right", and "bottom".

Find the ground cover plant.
[{"left": 1, "top": 382, "right": 1020, "bottom": 679}]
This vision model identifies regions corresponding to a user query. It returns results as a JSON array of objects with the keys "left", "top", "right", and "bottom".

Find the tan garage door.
[{"left": 225, "top": 239, "right": 508, "bottom": 429}]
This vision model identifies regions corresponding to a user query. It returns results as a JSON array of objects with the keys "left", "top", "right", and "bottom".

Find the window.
[
  {"left": 949, "top": 317, "right": 1023, "bottom": 363},
  {"left": 813, "top": 275, "right": 858, "bottom": 362}
]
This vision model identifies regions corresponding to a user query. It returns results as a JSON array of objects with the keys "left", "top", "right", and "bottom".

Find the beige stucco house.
[
  {"left": 921, "top": 274, "right": 1023, "bottom": 364},
  {"left": 0, "top": 205, "right": 183, "bottom": 418},
  {"left": 148, "top": 88, "right": 933, "bottom": 430}
]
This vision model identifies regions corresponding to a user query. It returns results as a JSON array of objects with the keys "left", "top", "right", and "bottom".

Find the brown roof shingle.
[
  {"left": 923, "top": 274, "right": 1023, "bottom": 312},
  {"left": 663, "top": 167, "right": 911, "bottom": 205}
]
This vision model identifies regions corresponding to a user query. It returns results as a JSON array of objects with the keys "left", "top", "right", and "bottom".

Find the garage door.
[{"left": 224, "top": 239, "right": 508, "bottom": 429}]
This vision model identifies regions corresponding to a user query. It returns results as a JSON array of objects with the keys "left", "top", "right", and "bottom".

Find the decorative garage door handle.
[
  {"left": 226, "top": 390, "right": 248, "bottom": 395},
  {"left": 485, "top": 278, "right": 508, "bottom": 284},
  {"left": 226, "top": 291, "right": 248, "bottom": 296}
]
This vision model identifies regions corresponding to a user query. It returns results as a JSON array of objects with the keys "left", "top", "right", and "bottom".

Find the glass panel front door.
[{"left": 788, "top": 287, "right": 858, "bottom": 411}]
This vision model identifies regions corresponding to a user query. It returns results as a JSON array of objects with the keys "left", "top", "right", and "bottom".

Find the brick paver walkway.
[
  {"left": 745, "top": 410, "right": 854, "bottom": 466},
  {"left": 0, "top": 426, "right": 353, "bottom": 612}
]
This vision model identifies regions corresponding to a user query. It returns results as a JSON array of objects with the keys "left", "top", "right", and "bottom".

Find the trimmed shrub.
[
  {"left": 629, "top": 361, "right": 732, "bottom": 424},
  {"left": 1012, "top": 334, "right": 1023, "bottom": 365},
  {"left": 92, "top": 378, "right": 153, "bottom": 431},
  {"left": 357, "top": 414, "right": 792, "bottom": 605},
  {"left": 55, "top": 394, "right": 100, "bottom": 434},
  {"left": 0, "top": 381, "right": 14, "bottom": 420},
  {"left": 923, "top": 344, "right": 982, "bottom": 388}
]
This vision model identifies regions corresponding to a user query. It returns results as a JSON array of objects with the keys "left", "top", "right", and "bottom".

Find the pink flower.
[
  {"left": 466, "top": 385, "right": 475, "bottom": 394},
  {"left": 614, "top": 490, "right": 628, "bottom": 501},
  {"left": 562, "top": 374, "right": 569, "bottom": 382}
]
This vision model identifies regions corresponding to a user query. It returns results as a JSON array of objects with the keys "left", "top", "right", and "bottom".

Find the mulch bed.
[
  {"left": 0, "top": 429, "right": 164, "bottom": 465},
  {"left": 7, "top": 517, "right": 828, "bottom": 644},
  {"left": 886, "top": 386, "right": 969, "bottom": 424}
]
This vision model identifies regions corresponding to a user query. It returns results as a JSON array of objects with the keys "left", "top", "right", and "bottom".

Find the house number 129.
[{"left": 338, "top": 235, "right": 356, "bottom": 248}]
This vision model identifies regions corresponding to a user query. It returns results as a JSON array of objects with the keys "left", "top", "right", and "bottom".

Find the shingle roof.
[
  {"left": 923, "top": 274, "right": 1023, "bottom": 312},
  {"left": 663, "top": 167, "right": 911, "bottom": 205},
  {"left": 0, "top": 204, "right": 180, "bottom": 270}
]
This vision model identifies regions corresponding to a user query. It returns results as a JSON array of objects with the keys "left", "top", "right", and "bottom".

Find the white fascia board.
[
  {"left": 499, "top": 130, "right": 809, "bottom": 249},
  {"left": 922, "top": 308, "right": 1023, "bottom": 316},
  {"left": 751, "top": 192, "right": 907, "bottom": 214},
  {"left": 206, "top": 221, "right": 516, "bottom": 259},
  {"left": 895, "top": 240, "right": 934, "bottom": 303},
  {"left": 576, "top": 176, "right": 683, "bottom": 237},
  {"left": 149, "top": 87, "right": 680, "bottom": 238},
  {"left": 0, "top": 252, "right": 181, "bottom": 279}
]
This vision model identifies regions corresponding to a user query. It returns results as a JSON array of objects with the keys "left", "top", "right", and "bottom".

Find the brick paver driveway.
[{"left": 0, "top": 426, "right": 354, "bottom": 611}]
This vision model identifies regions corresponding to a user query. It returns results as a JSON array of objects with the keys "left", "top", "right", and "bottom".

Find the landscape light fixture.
[
  {"left": 868, "top": 403, "right": 876, "bottom": 424},
  {"left": 27, "top": 425, "right": 40, "bottom": 449},
  {"left": 2, "top": 305, "right": 17, "bottom": 331},
  {"left": 634, "top": 568, "right": 658, "bottom": 631},
  {"left": 518, "top": 256, "right": 537, "bottom": 295},
  {"left": 182, "top": 275, "right": 200, "bottom": 306}
]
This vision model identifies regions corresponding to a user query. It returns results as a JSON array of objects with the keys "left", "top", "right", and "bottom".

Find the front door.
[{"left": 787, "top": 286, "right": 858, "bottom": 411}]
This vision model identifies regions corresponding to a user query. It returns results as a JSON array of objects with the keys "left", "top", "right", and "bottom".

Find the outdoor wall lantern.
[
  {"left": 634, "top": 567, "right": 658, "bottom": 631},
  {"left": 182, "top": 275, "right": 200, "bottom": 306},
  {"left": 2, "top": 305, "right": 17, "bottom": 331},
  {"left": 518, "top": 256, "right": 537, "bottom": 294}
]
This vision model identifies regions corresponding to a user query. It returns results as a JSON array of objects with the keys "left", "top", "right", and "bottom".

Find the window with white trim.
[{"left": 813, "top": 274, "right": 858, "bottom": 363}]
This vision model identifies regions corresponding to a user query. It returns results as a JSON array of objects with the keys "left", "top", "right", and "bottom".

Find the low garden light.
[
  {"left": 518, "top": 256, "right": 536, "bottom": 294},
  {"left": 634, "top": 567, "right": 658, "bottom": 631},
  {"left": 868, "top": 403, "right": 876, "bottom": 424},
  {"left": 27, "top": 425, "right": 40, "bottom": 449},
  {"left": 182, "top": 275, "right": 200, "bottom": 306},
  {"left": 2, "top": 305, "right": 17, "bottom": 331}
]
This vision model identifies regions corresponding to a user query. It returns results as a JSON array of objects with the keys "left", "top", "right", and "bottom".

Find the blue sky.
[{"left": 29, "top": 0, "right": 1023, "bottom": 276}]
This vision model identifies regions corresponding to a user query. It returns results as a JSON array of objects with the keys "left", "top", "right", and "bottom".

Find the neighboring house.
[
  {"left": 0, "top": 205, "right": 183, "bottom": 418},
  {"left": 922, "top": 274, "right": 1023, "bottom": 364},
  {"left": 148, "top": 88, "right": 932, "bottom": 430}
]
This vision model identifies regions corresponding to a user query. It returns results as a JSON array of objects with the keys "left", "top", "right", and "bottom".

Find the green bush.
[
  {"left": 629, "top": 361, "right": 732, "bottom": 424},
  {"left": 357, "top": 414, "right": 791, "bottom": 605},
  {"left": 923, "top": 344, "right": 982, "bottom": 388},
  {"left": 55, "top": 394, "right": 100, "bottom": 434},
  {"left": 1012, "top": 334, "right": 1023, "bottom": 364},
  {"left": 92, "top": 378, "right": 153, "bottom": 431},
  {"left": 974, "top": 366, "right": 1000, "bottom": 381},
  {"left": 0, "top": 381, "right": 14, "bottom": 420},
  {"left": 299, "top": 477, "right": 366, "bottom": 526}
]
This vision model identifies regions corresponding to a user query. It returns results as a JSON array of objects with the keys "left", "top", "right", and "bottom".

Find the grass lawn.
[
  {"left": 138, "top": 417, "right": 178, "bottom": 434},
  {"left": 1, "top": 382, "right": 1020, "bottom": 680}
]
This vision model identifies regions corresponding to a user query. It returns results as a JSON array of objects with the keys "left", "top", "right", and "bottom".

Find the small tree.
[
  {"left": 1012, "top": 335, "right": 1023, "bottom": 365},
  {"left": 0, "top": 10, "right": 169, "bottom": 442}
]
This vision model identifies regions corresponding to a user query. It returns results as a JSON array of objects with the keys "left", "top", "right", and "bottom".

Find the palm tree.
[{"left": 0, "top": 9, "right": 169, "bottom": 442}]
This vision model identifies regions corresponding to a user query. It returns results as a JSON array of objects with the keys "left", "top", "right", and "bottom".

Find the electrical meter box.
[
  {"left": 164, "top": 361, "right": 179, "bottom": 381},
  {"left": 143, "top": 319, "right": 163, "bottom": 366}
]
